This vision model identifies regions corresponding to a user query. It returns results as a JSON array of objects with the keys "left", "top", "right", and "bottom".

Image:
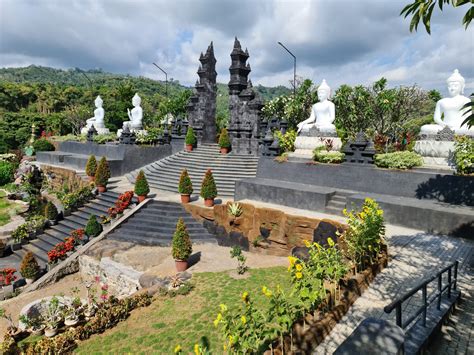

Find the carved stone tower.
[
  {"left": 227, "top": 38, "right": 263, "bottom": 155},
  {"left": 186, "top": 42, "right": 217, "bottom": 143}
]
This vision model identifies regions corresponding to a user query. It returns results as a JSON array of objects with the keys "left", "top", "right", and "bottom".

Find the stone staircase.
[
  {"left": 325, "top": 190, "right": 354, "bottom": 216},
  {"left": 107, "top": 200, "right": 217, "bottom": 246},
  {"left": 2, "top": 191, "right": 121, "bottom": 270},
  {"left": 126, "top": 144, "right": 259, "bottom": 197}
]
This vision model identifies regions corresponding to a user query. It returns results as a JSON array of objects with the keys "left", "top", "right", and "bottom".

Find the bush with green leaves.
[
  {"left": 230, "top": 246, "right": 248, "bottom": 274},
  {"left": 134, "top": 170, "right": 150, "bottom": 196},
  {"left": 374, "top": 151, "right": 423, "bottom": 170},
  {"left": 60, "top": 185, "right": 94, "bottom": 211},
  {"left": 11, "top": 223, "right": 30, "bottom": 243},
  {"left": 200, "top": 169, "right": 217, "bottom": 199},
  {"left": 218, "top": 128, "right": 231, "bottom": 148},
  {"left": 275, "top": 129, "right": 297, "bottom": 153},
  {"left": 453, "top": 135, "right": 474, "bottom": 175},
  {"left": 32, "top": 138, "right": 55, "bottom": 152},
  {"left": 313, "top": 149, "right": 345, "bottom": 164},
  {"left": 172, "top": 218, "right": 192, "bottom": 261},
  {"left": 342, "top": 198, "right": 385, "bottom": 273},
  {"left": 95, "top": 157, "right": 111, "bottom": 187},
  {"left": 20, "top": 251, "right": 41, "bottom": 279},
  {"left": 85, "top": 215, "right": 102, "bottom": 238},
  {"left": 44, "top": 201, "right": 58, "bottom": 221},
  {"left": 185, "top": 127, "right": 197, "bottom": 146},
  {"left": 92, "top": 133, "right": 117, "bottom": 144},
  {"left": 0, "top": 161, "right": 15, "bottom": 185},
  {"left": 85, "top": 155, "right": 97, "bottom": 177},
  {"left": 178, "top": 169, "right": 193, "bottom": 195}
]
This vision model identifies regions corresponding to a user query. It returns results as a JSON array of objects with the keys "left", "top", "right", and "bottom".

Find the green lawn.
[
  {"left": 75, "top": 267, "right": 291, "bottom": 354},
  {"left": 0, "top": 190, "right": 15, "bottom": 226}
]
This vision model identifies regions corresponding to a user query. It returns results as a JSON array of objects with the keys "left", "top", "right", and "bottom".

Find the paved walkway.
[{"left": 314, "top": 225, "right": 474, "bottom": 354}]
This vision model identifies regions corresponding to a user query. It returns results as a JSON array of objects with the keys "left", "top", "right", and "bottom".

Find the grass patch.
[
  {"left": 0, "top": 190, "right": 18, "bottom": 226},
  {"left": 75, "top": 267, "right": 290, "bottom": 353}
]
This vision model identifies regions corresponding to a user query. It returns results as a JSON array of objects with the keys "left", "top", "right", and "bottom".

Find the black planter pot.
[{"left": 11, "top": 243, "right": 22, "bottom": 251}]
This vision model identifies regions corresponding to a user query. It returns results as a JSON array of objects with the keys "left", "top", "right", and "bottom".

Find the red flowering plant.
[
  {"left": 69, "top": 229, "right": 85, "bottom": 245},
  {"left": 0, "top": 268, "right": 17, "bottom": 286},
  {"left": 107, "top": 191, "right": 134, "bottom": 218},
  {"left": 47, "top": 237, "right": 77, "bottom": 264}
]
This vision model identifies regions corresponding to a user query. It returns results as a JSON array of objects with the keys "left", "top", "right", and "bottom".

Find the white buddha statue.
[
  {"left": 81, "top": 96, "right": 109, "bottom": 135},
  {"left": 297, "top": 79, "right": 336, "bottom": 134},
  {"left": 123, "top": 93, "right": 143, "bottom": 130},
  {"left": 420, "top": 69, "right": 472, "bottom": 136}
]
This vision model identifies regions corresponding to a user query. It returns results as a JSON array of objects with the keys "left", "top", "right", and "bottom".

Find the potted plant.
[
  {"left": 42, "top": 296, "right": 62, "bottom": 337},
  {"left": 200, "top": 169, "right": 217, "bottom": 207},
  {"left": 20, "top": 252, "right": 40, "bottom": 284},
  {"left": 19, "top": 314, "right": 45, "bottom": 335},
  {"left": 218, "top": 128, "right": 231, "bottom": 154},
  {"left": 178, "top": 169, "right": 193, "bottom": 203},
  {"left": 0, "top": 308, "right": 21, "bottom": 339},
  {"left": 185, "top": 127, "right": 197, "bottom": 152},
  {"left": 172, "top": 218, "right": 193, "bottom": 272},
  {"left": 85, "top": 215, "right": 102, "bottom": 239},
  {"left": 29, "top": 215, "right": 47, "bottom": 235},
  {"left": 63, "top": 289, "right": 82, "bottom": 326},
  {"left": 134, "top": 170, "right": 149, "bottom": 203},
  {"left": 85, "top": 155, "right": 97, "bottom": 182},
  {"left": 95, "top": 156, "right": 110, "bottom": 193},
  {"left": 44, "top": 201, "right": 59, "bottom": 226},
  {"left": 11, "top": 224, "right": 28, "bottom": 250}
]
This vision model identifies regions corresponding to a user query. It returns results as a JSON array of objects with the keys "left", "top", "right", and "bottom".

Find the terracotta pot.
[
  {"left": 137, "top": 195, "right": 147, "bottom": 203},
  {"left": 97, "top": 185, "right": 107, "bottom": 193},
  {"left": 220, "top": 147, "right": 229, "bottom": 154},
  {"left": 175, "top": 259, "right": 188, "bottom": 272},
  {"left": 204, "top": 198, "right": 214, "bottom": 207},
  {"left": 185, "top": 144, "right": 193, "bottom": 152},
  {"left": 180, "top": 194, "right": 191, "bottom": 204},
  {"left": 88, "top": 175, "right": 95, "bottom": 182}
]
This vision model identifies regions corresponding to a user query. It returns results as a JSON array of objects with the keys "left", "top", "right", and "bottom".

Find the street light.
[
  {"left": 277, "top": 41, "right": 296, "bottom": 97},
  {"left": 153, "top": 63, "right": 168, "bottom": 98},
  {"left": 77, "top": 69, "right": 93, "bottom": 94}
]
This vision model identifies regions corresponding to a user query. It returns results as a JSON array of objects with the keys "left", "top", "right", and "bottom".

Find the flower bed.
[
  {"left": 47, "top": 229, "right": 84, "bottom": 265},
  {"left": 105, "top": 191, "right": 134, "bottom": 220}
]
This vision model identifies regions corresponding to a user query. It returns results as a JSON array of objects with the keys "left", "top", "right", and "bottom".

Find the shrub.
[
  {"left": 20, "top": 252, "right": 40, "bottom": 279},
  {"left": 95, "top": 157, "right": 111, "bottom": 187},
  {"left": 134, "top": 170, "right": 150, "bottom": 196},
  {"left": 32, "top": 138, "right": 55, "bottom": 152},
  {"left": 92, "top": 133, "right": 117, "bottom": 144},
  {"left": 0, "top": 161, "right": 15, "bottom": 185},
  {"left": 218, "top": 128, "right": 231, "bottom": 148},
  {"left": 228, "top": 202, "right": 243, "bottom": 217},
  {"left": 200, "top": 169, "right": 217, "bottom": 199},
  {"left": 44, "top": 201, "right": 58, "bottom": 221},
  {"left": 85, "top": 215, "right": 102, "bottom": 238},
  {"left": 313, "top": 149, "right": 345, "bottom": 164},
  {"left": 275, "top": 129, "right": 297, "bottom": 152},
  {"left": 85, "top": 155, "right": 97, "bottom": 177},
  {"left": 374, "top": 151, "right": 423, "bottom": 169},
  {"left": 453, "top": 135, "right": 474, "bottom": 175},
  {"left": 60, "top": 185, "right": 94, "bottom": 211},
  {"left": 11, "top": 224, "right": 29, "bottom": 243},
  {"left": 230, "top": 246, "right": 248, "bottom": 274},
  {"left": 185, "top": 127, "right": 197, "bottom": 146},
  {"left": 178, "top": 169, "right": 193, "bottom": 195},
  {"left": 172, "top": 218, "right": 192, "bottom": 261},
  {"left": 342, "top": 198, "right": 385, "bottom": 272}
]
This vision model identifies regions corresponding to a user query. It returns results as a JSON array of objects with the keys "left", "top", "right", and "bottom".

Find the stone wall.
[
  {"left": 41, "top": 165, "right": 89, "bottom": 191},
  {"left": 184, "top": 201, "right": 346, "bottom": 256}
]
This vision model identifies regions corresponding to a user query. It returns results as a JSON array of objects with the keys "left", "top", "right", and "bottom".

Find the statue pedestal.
[
  {"left": 414, "top": 140, "right": 455, "bottom": 170},
  {"left": 81, "top": 126, "right": 110, "bottom": 135},
  {"left": 117, "top": 129, "right": 146, "bottom": 138},
  {"left": 289, "top": 136, "right": 342, "bottom": 160}
]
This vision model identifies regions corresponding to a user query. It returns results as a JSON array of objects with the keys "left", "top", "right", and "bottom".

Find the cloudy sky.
[{"left": 0, "top": 0, "right": 472, "bottom": 94}]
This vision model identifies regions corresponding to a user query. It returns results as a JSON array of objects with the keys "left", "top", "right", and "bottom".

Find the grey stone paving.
[{"left": 314, "top": 226, "right": 474, "bottom": 354}]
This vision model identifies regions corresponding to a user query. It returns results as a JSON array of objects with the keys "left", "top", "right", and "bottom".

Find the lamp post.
[
  {"left": 277, "top": 41, "right": 296, "bottom": 97},
  {"left": 153, "top": 63, "right": 168, "bottom": 98},
  {"left": 77, "top": 69, "right": 93, "bottom": 95}
]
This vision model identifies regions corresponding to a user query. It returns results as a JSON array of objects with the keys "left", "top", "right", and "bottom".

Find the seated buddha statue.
[
  {"left": 81, "top": 96, "right": 109, "bottom": 134},
  {"left": 123, "top": 93, "right": 143, "bottom": 130}
]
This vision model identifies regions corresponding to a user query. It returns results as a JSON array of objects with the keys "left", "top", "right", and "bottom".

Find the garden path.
[{"left": 313, "top": 225, "right": 474, "bottom": 354}]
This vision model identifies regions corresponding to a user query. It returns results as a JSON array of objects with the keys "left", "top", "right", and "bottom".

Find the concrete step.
[
  {"left": 79, "top": 206, "right": 109, "bottom": 217},
  {"left": 331, "top": 195, "right": 348, "bottom": 203},
  {"left": 117, "top": 224, "right": 209, "bottom": 235},
  {"left": 43, "top": 229, "right": 69, "bottom": 241},
  {"left": 327, "top": 200, "right": 346, "bottom": 208},
  {"left": 57, "top": 218, "right": 85, "bottom": 231},
  {"left": 325, "top": 206, "right": 344, "bottom": 215},
  {"left": 109, "top": 233, "right": 217, "bottom": 246},
  {"left": 50, "top": 223, "right": 76, "bottom": 235}
]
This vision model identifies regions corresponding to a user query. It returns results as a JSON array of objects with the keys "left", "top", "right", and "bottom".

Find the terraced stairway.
[
  {"left": 2, "top": 191, "right": 121, "bottom": 270},
  {"left": 126, "top": 144, "right": 259, "bottom": 197},
  {"left": 325, "top": 190, "right": 354, "bottom": 216},
  {"left": 107, "top": 200, "right": 217, "bottom": 246}
]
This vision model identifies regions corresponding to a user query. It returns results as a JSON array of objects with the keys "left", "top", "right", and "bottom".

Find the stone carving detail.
[
  {"left": 119, "top": 125, "right": 136, "bottom": 145},
  {"left": 343, "top": 131, "right": 376, "bottom": 165},
  {"left": 186, "top": 43, "right": 217, "bottom": 143},
  {"left": 86, "top": 125, "right": 97, "bottom": 143},
  {"left": 227, "top": 38, "right": 264, "bottom": 155},
  {"left": 435, "top": 126, "right": 455, "bottom": 141}
]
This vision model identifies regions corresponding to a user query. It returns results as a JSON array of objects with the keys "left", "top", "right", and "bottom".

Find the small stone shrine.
[
  {"left": 186, "top": 42, "right": 217, "bottom": 143},
  {"left": 343, "top": 131, "right": 376, "bottom": 165},
  {"left": 119, "top": 126, "right": 136, "bottom": 145},
  {"left": 227, "top": 38, "right": 264, "bottom": 155}
]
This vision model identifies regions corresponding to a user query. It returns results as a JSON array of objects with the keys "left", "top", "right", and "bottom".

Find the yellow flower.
[
  {"left": 219, "top": 303, "right": 228, "bottom": 312},
  {"left": 304, "top": 240, "right": 311, "bottom": 247},
  {"left": 241, "top": 315, "right": 247, "bottom": 324},
  {"left": 242, "top": 291, "right": 249, "bottom": 303},
  {"left": 213, "top": 313, "right": 222, "bottom": 327},
  {"left": 295, "top": 272, "right": 303, "bottom": 279},
  {"left": 288, "top": 256, "right": 297, "bottom": 270},
  {"left": 223, "top": 344, "right": 227, "bottom": 351},
  {"left": 228, "top": 335, "right": 234, "bottom": 345},
  {"left": 174, "top": 345, "right": 182, "bottom": 353},
  {"left": 377, "top": 209, "right": 384, "bottom": 216},
  {"left": 194, "top": 344, "right": 200, "bottom": 355},
  {"left": 359, "top": 212, "right": 366, "bottom": 219},
  {"left": 295, "top": 263, "right": 303, "bottom": 271}
]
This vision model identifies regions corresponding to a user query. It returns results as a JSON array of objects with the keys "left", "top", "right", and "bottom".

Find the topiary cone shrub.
[
  {"left": 172, "top": 218, "right": 193, "bottom": 271},
  {"left": 20, "top": 251, "right": 41, "bottom": 283},
  {"left": 178, "top": 169, "right": 193, "bottom": 203},
  {"left": 44, "top": 201, "right": 59, "bottom": 224},
  {"left": 218, "top": 128, "right": 231, "bottom": 153},
  {"left": 134, "top": 170, "right": 150, "bottom": 202},
  {"left": 200, "top": 169, "right": 217, "bottom": 207},
  {"left": 95, "top": 156, "right": 111, "bottom": 193},
  {"left": 85, "top": 155, "right": 97, "bottom": 181},
  {"left": 85, "top": 215, "right": 102, "bottom": 238},
  {"left": 185, "top": 127, "right": 197, "bottom": 152}
]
